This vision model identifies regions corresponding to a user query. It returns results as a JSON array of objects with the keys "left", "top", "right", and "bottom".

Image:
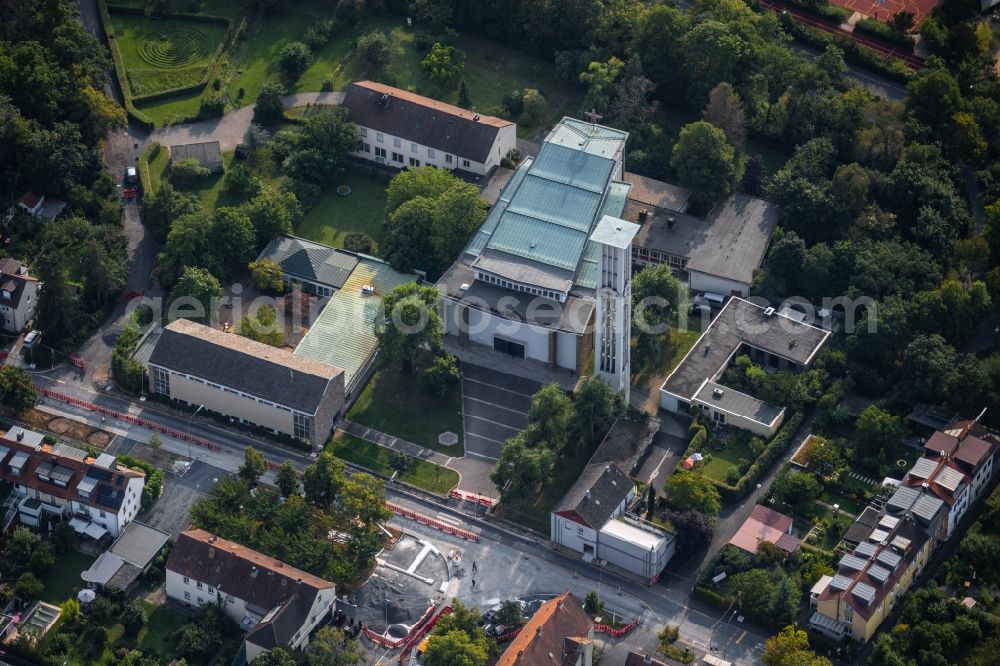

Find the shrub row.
[
  {"left": 97, "top": 0, "right": 154, "bottom": 130},
  {"left": 777, "top": 11, "right": 915, "bottom": 83},
  {"left": 682, "top": 424, "right": 709, "bottom": 461},
  {"left": 708, "top": 412, "right": 806, "bottom": 502},
  {"left": 780, "top": 0, "right": 852, "bottom": 23},
  {"left": 138, "top": 142, "right": 160, "bottom": 195},
  {"left": 853, "top": 17, "right": 916, "bottom": 50}
]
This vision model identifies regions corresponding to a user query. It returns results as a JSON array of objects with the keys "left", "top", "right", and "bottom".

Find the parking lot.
[{"left": 461, "top": 363, "right": 540, "bottom": 460}]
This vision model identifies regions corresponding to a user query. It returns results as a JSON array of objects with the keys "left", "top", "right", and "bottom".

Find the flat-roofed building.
[
  {"left": 660, "top": 297, "right": 831, "bottom": 437},
  {"left": 146, "top": 319, "right": 344, "bottom": 448},
  {"left": 342, "top": 80, "right": 516, "bottom": 176}
]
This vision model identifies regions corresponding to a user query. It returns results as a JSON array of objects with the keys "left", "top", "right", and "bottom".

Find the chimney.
[
  {"left": 251, "top": 566, "right": 258, "bottom": 578},
  {"left": 556, "top": 600, "right": 564, "bottom": 610},
  {"left": 208, "top": 547, "right": 215, "bottom": 560},
  {"left": 638, "top": 208, "right": 648, "bottom": 222},
  {"left": 643, "top": 656, "right": 652, "bottom": 665},
  {"left": 16, "top": 429, "right": 24, "bottom": 441},
  {"left": 666, "top": 216, "right": 676, "bottom": 229},
  {"left": 536, "top": 627, "right": 543, "bottom": 637}
]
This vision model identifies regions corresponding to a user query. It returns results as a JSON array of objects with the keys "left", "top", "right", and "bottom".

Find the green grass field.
[
  {"left": 327, "top": 432, "right": 459, "bottom": 495},
  {"left": 110, "top": 12, "right": 227, "bottom": 97},
  {"left": 135, "top": 87, "right": 207, "bottom": 126},
  {"left": 41, "top": 550, "right": 95, "bottom": 604},
  {"left": 135, "top": 602, "right": 189, "bottom": 658},
  {"left": 148, "top": 150, "right": 236, "bottom": 209},
  {"left": 347, "top": 367, "right": 464, "bottom": 454},
  {"left": 700, "top": 437, "right": 755, "bottom": 484},
  {"left": 296, "top": 169, "right": 389, "bottom": 251}
]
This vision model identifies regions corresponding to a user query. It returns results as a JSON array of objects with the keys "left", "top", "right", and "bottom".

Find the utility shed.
[{"left": 169, "top": 141, "right": 223, "bottom": 172}]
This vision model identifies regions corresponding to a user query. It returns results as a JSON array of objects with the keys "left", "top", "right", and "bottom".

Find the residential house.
[
  {"left": 496, "top": 592, "right": 594, "bottom": 666},
  {"left": 810, "top": 514, "right": 931, "bottom": 642},
  {"left": 0, "top": 258, "right": 38, "bottom": 333},
  {"left": 0, "top": 428, "right": 145, "bottom": 539},
  {"left": 659, "top": 297, "right": 831, "bottom": 437},
  {"left": 728, "top": 505, "right": 801, "bottom": 556},
  {"left": 168, "top": 141, "right": 223, "bottom": 172},
  {"left": 81, "top": 521, "right": 171, "bottom": 590},
  {"left": 13, "top": 191, "right": 65, "bottom": 221},
  {"left": 341, "top": 80, "right": 516, "bottom": 176},
  {"left": 165, "top": 529, "right": 337, "bottom": 663},
  {"left": 146, "top": 319, "right": 344, "bottom": 448}
]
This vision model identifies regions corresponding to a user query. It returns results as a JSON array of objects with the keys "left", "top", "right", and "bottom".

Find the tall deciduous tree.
[
  {"left": 303, "top": 451, "right": 345, "bottom": 509},
  {"left": 0, "top": 367, "right": 37, "bottom": 415},
  {"left": 664, "top": 472, "right": 721, "bottom": 516},
  {"left": 423, "top": 630, "right": 490, "bottom": 666},
  {"left": 571, "top": 376, "right": 625, "bottom": 452},
  {"left": 305, "top": 627, "right": 361, "bottom": 666},
  {"left": 274, "top": 461, "right": 299, "bottom": 498},
  {"left": 140, "top": 181, "right": 201, "bottom": 243},
  {"left": 34, "top": 253, "right": 80, "bottom": 348},
  {"left": 671, "top": 121, "right": 742, "bottom": 207},
  {"left": 254, "top": 82, "right": 286, "bottom": 126},
  {"left": 375, "top": 283, "right": 443, "bottom": 373},
  {"left": 523, "top": 384, "right": 573, "bottom": 453},
  {"left": 169, "top": 266, "right": 223, "bottom": 325},
  {"left": 238, "top": 446, "right": 267, "bottom": 485},
  {"left": 704, "top": 82, "right": 746, "bottom": 149},
  {"left": 763, "top": 625, "right": 831, "bottom": 666},
  {"left": 631, "top": 264, "right": 687, "bottom": 366},
  {"left": 237, "top": 305, "right": 284, "bottom": 347}
]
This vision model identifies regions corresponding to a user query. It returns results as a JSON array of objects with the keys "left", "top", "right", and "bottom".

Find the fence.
[
  {"left": 448, "top": 489, "right": 496, "bottom": 507},
  {"left": 362, "top": 602, "right": 437, "bottom": 651},
  {"left": 385, "top": 502, "right": 480, "bottom": 542},
  {"left": 37, "top": 387, "right": 225, "bottom": 453},
  {"left": 397, "top": 605, "right": 453, "bottom": 664},
  {"left": 594, "top": 618, "right": 640, "bottom": 638}
]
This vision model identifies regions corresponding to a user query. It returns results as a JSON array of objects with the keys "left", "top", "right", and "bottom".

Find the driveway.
[
  {"left": 460, "top": 363, "right": 539, "bottom": 460},
  {"left": 146, "top": 91, "right": 345, "bottom": 152}
]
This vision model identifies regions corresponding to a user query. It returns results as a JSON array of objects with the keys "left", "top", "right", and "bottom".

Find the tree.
[
  {"left": 243, "top": 123, "right": 271, "bottom": 151},
  {"left": 249, "top": 258, "right": 284, "bottom": 292},
  {"left": 208, "top": 207, "right": 256, "bottom": 277},
  {"left": 119, "top": 599, "right": 147, "bottom": 636},
  {"left": 386, "top": 167, "right": 462, "bottom": 215},
  {"left": 176, "top": 622, "right": 222, "bottom": 661},
  {"left": 898, "top": 334, "right": 959, "bottom": 404},
  {"left": 704, "top": 82, "right": 746, "bottom": 149},
  {"left": 375, "top": 283, "right": 443, "bottom": 373},
  {"left": 658, "top": 625, "right": 680, "bottom": 648},
  {"left": 13, "top": 572, "right": 43, "bottom": 600},
  {"left": 584, "top": 590, "right": 603, "bottom": 614},
  {"left": 457, "top": 79, "right": 471, "bottom": 108},
  {"left": 763, "top": 625, "right": 831, "bottom": 666},
  {"left": 768, "top": 576, "right": 799, "bottom": 625},
  {"left": 237, "top": 305, "right": 284, "bottom": 347},
  {"left": 771, "top": 470, "right": 821, "bottom": 514},
  {"left": 252, "top": 648, "right": 297, "bottom": 666},
  {"left": 803, "top": 436, "right": 842, "bottom": 478},
  {"left": 519, "top": 88, "right": 548, "bottom": 126},
  {"left": 631, "top": 264, "right": 687, "bottom": 365},
  {"left": 6, "top": 526, "right": 39, "bottom": 566},
  {"left": 741, "top": 154, "right": 767, "bottom": 195},
  {"left": 238, "top": 446, "right": 267, "bottom": 485},
  {"left": 664, "top": 472, "right": 721, "bottom": 516},
  {"left": 429, "top": 181, "right": 487, "bottom": 271},
  {"left": 275, "top": 461, "right": 299, "bottom": 497},
  {"left": 905, "top": 68, "right": 962, "bottom": 132},
  {"left": 579, "top": 56, "right": 624, "bottom": 114},
  {"left": 254, "top": 82, "right": 286, "bottom": 126},
  {"left": 667, "top": 510, "right": 715, "bottom": 550},
  {"left": 303, "top": 451, "right": 345, "bottom": 509},
  {"left": 51, "top": 520, "right": 77, "bottom": 553},
  {"left": 524, "top": 384, "right": 573, "bottom": 452},
  {"left": 243, "top": 186, "right": 301, "bottom": 248},
  {"left": 571, "top": 376, "right": 625, "bottom": 452},
  {"left": 494, "top": 600, "right": 524, "bottom": 628},
  {"left": 671, "top": 121, "right": 742, "bottom": 207},
  {"left": 355, "top": 31, "right": 390, "bottom": 73},
  {"left": 831, "top": 163, "right": 871, "bottom": 217},
  {"left": 423, "top": 630, "right": 490, "bottom": 666},
  {"left": 170, "top": 157, "right": 210, "bottom": 185},
  {"left": 60, "top": 598, "right": 80, "bottom": 624},
  {"left": 0, "top": 366, "right": 36, "bottom": 414},
  {"left": 305, "top": 627, "right": 362, "bottom": 666},
  {"left": 337, "top": 473, "right": 391, "bottom": 561},
  {"left": 278, "top": 41, "right": 313, "bottom": 80},
  {"left": 169, "top": 266, "right": 222, "bottom": 324},
  {"left": 491, "top": 432, "right": 556, "bottom": 497},
  {"left": 79, "top": 85, "right": 126, "bottom": 143},
  {"left": 421, "top": 43, "right": 466, "bottom": 81},
  {"left": 223, "top": 163, "right": 260, "bottom": 199},
  {"left": 34, "top": 253, "right": 81, "bottom": 348},
  {"left": 424, "top": 353, "right": 461, "bottom": 397},
  {"left": 282, "top": 108, "right": 357, "bottom": 184},
  {"left": 140, "top": 182, "right": 201, "bottom": 243}
]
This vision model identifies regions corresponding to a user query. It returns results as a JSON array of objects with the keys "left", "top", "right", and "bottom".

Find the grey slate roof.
[
  {"left": 554, "top": 463, "right": 633, "bottom": 530},
  {"left": 245, "top": 588, "right": 320, "bottom": 650},
  {"left": 256, "top": 235, "right": 359, "bottom": 290},
  {"left": 342, "top": 81, "right": 511, "bottom": 164},
  {"left": 662, "top": 297, "right": 832, "bottom": 402},
  {"left": 148, "top": 318, "right": 342, "bottom": 414}
]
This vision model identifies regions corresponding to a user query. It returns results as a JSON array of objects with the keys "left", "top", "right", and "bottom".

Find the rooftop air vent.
[
  {"left": 16, "top": 429, "right": 24, "bottom": 441},
  {"left": 638, "top": 209, "right": 648, "bottom": 222},
  {"left": 763, "top": 307, "right": 776, "bottom": 317},
  {"left": 713, "top": 387, "right": 724, "bottom": 398},
  {"left": 460, "top": 283, "right": 470, "bottom": 291},
  {"left": 361, "top": 284, "right": 375, "bottom": 294},
  {"left": 667, "top": 216, "right": 676, "bottom": 229}
]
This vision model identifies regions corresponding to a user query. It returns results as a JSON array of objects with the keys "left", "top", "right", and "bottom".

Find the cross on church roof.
[{"left": 584, "top": 109, "right": 603, "bottom": 128}]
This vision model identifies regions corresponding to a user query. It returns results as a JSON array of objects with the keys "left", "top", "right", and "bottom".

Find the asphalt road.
[{"left": 460, "top": 363, "right": 538, "bottom": 461}]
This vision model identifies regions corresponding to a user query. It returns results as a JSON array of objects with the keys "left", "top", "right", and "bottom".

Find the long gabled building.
[
  {"left": 166, "top": 529, "right": 337, "bottom": 664},
  {"left": 0, "top": 428, "right": 145, "bottom": 539},
  {"left": 342, "top": 80, "right": 516, "bottom": 176}
]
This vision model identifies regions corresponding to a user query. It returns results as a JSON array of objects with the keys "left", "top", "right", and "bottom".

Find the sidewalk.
[{"left": 340, "top": 419, "right": 453, "bottom": 465}]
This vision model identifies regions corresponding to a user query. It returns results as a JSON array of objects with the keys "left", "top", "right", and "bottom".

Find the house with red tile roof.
[
  {"left": 728, "top": 505, "right": 800, "bottom": 555},
  {"left": 496, "top": 592, "right": 594, "bottom": 666}
]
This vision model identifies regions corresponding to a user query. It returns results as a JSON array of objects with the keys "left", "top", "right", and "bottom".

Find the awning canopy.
[
  {"left": 80, "top": 551, "right": 124, "bottom": 585},
  {"left": 69, "top": 517, "right": 109, "bottom": 541},
  {"left": 809, "top": 610, "right": 849, "bottom": 636}
]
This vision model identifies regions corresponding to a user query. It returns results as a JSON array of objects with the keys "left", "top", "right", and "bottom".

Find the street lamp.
[
  {"left": 756, "top": 483, "right": 762, "bottom": 504},
  {"left": 187, "top": 404, "right": 204, "bottom": 460}
]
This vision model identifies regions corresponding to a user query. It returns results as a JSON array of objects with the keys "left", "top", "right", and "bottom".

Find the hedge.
[
  {"left": 853, "top": 17, "right": 916, "bottom": 50},
  {"left": 138, "top": 142, "right": 160, "bottom": 195},
  {"left": 776, "top": 11, "right": 914, "bottom": 83},
  {"left": 780, "top": 0, "right": 852, "bottom": 23},
  {"left": 709, "top": 412, "right": 806, "bottom": 502},
  {"left": 97, "top": 0, "right": 154, "bottom": 130},
  {"left": 116, "top": 454, "right": 164, "bottom": 510},
  {"left": 683, "top": 426, "right": 708, "bottom": 461}
]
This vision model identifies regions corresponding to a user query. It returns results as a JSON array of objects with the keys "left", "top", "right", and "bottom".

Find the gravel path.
[{"left": 146, "top": 91, "right": 345, "bottom": 151}]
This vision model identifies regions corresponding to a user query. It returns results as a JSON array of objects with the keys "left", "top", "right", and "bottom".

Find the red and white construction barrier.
[{"left": 386, "top": 502, "right": 480, "bottom": 542}]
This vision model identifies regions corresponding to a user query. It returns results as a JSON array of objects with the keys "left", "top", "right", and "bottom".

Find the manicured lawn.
[
  {"left": 135, "top": 88, "right": 206, "bottom": 126},
  {"left": 327, "top": 432, "right": 459, "bottom": 495},
  {"left": 135, "top": 601, "right": 189, "bottom": 658},
  {"left": 145, "top": 142, "right": 170, "bottom": 194},
  {"left": 41, "top": 550, "right": 95, "bottom": 604},
  {"left": 296, "top": 168, "right": 390, "bottom": 252},
  {"left": 148, "top": 150, "right": 237, "bottom": 209},
  {"left": 700, "top": 434, "right": 755, "bottom": 484},
  {"left": 347, "top": 367, "right": 464, "bottom": 454},
  {"left": 110, "top": 11, "right": 228, "bottom": 97}
]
